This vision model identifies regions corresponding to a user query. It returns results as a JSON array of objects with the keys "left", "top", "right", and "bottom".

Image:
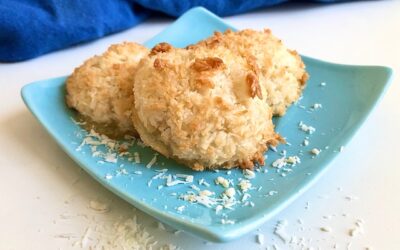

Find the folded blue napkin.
[{"left": 0, "top": 0, "right": 352, "bottom": 62}]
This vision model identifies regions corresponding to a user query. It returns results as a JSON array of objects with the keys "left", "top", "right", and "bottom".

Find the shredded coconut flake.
[
  {"left": 299, "top": 121, "right": 316, "bottom": 134},
  {"left": 146, "top": 155, "right": 157, "bottom": 168},
  {"left": 198, "top": 178, "right": 210, "bottom": 187},
  {"left": 238, "top": 179, "right": 252, "bottom": 192},
  {"left": 349, "top": 219, "right": 364, "bottom": 237},
  {"left": 243, "top": 169, "right": 256, "bottom": 179},
  {"left": 134, "top": 152, "right": 141, "bottom": 163},
  {"left": 89, "top": 200, "right": 110, "bottom": 213},
  {"left": 176, "top": 205, "right": 186, "bottom": 213},
  {"left": 215, "top": 176, "right": 230, "bottom": 188},
  {"left": 166, "top": 174, "right": 193, "bottom": 187},
  {"left": 272, "top": 155, "right": 301, "bottom": 169},
  {"left": 320, "top": 226, "right": 332, "bottom": 232},
  {"left": 274, "top": 220, "right": 290, "bottom": 243},
  {"left": 311, "top": 103, "right": 322, "bottom": 110},
  {"left": 241, "top": 193, "right": 251, "bottom": 202},
  {"left": 71, "top": 215, "right": 157, "bottom": 249},
  {"left": 199, "top": 190, "right": 213, "bottom": 197},
  {"left": 268, "top": 190, "right": 278, "bottom": 197},
  {"left": 256, "top": 233, "right": 265, "bottom": 245},
  {"left": 221, "top": 219, "right": 235, "bottom": 225},
  {"left": 224, "top": 187, "right": 236, "bottom": 198},
  {"left": 311, "top": 148, "right": 321, "bottom": 155}
]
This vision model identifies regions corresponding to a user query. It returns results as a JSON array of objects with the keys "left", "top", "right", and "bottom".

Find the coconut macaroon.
[
  {"left": 132, "top": 43, "right": 282, "bottom": 171},
  {"left": 66, "top": 42, "right": 148, "bottom": 134},
  {"left": 191, "top": 29, "right": 309, "bottom": 116}
]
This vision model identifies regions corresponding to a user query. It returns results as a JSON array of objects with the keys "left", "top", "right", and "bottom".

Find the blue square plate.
[{"left": 21, "top": 7, "right": 392, "bottom": 242}]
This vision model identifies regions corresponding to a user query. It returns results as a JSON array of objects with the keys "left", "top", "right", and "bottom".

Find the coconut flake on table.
[
  {"left": 256, "top": 233, "right": 265, "bottom": 245},
  {"left": 68, "top": 215, "right": 157, "bottom": 249},
  {"left": 274, "top": 220, "right": 290, "bottom": 243},
  {"left": 89, "top": 200, "right": 110, "bottom": 213},
  {"left": 320, "top": 226, "right": 332, "bottom": 232},
  {"left": 349, "top": 219, "right": 364, "bottom": 237}
]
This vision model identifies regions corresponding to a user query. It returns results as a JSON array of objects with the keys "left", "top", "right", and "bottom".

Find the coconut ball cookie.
[
  {"left": 132, "top": 43, "right": 282, "bottom": 171},
  {"left": 191, "top": 29, "right": 309, "bottom": 116},
  {"left": 66, "top": 42, "right": 149, "bottom": 134}
]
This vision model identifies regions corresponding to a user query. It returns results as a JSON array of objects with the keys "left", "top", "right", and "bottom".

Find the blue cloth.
[
  {"left": 0, "top": 0, "right": 353, "bottom": 62},
  {"left": 0, "top": 0, "right": 149, "bottom": 62}
]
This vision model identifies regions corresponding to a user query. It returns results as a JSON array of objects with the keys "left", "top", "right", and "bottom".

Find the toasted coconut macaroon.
[
  {"left": 66, "top": 42, "right": 148, "bottom": 134},
  {"left": 132, "top": 43, "right": 282, "bottom": 171},
  {"left": 191, "top": 29, "right": 309, "bottom": 116}
]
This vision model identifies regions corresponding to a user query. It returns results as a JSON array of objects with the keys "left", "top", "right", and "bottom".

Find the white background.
[{"left": 1, "top": 1, "right": 399, "bottom": 249}]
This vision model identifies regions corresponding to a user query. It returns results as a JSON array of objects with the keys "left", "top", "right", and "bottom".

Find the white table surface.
[{"left": 1, "top": 1, "right": 399, "bottom": 249}]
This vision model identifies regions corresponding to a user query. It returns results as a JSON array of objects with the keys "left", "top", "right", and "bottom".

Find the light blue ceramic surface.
[{"left": 21, "top": 7, "right": 392, "bottom": 242}]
